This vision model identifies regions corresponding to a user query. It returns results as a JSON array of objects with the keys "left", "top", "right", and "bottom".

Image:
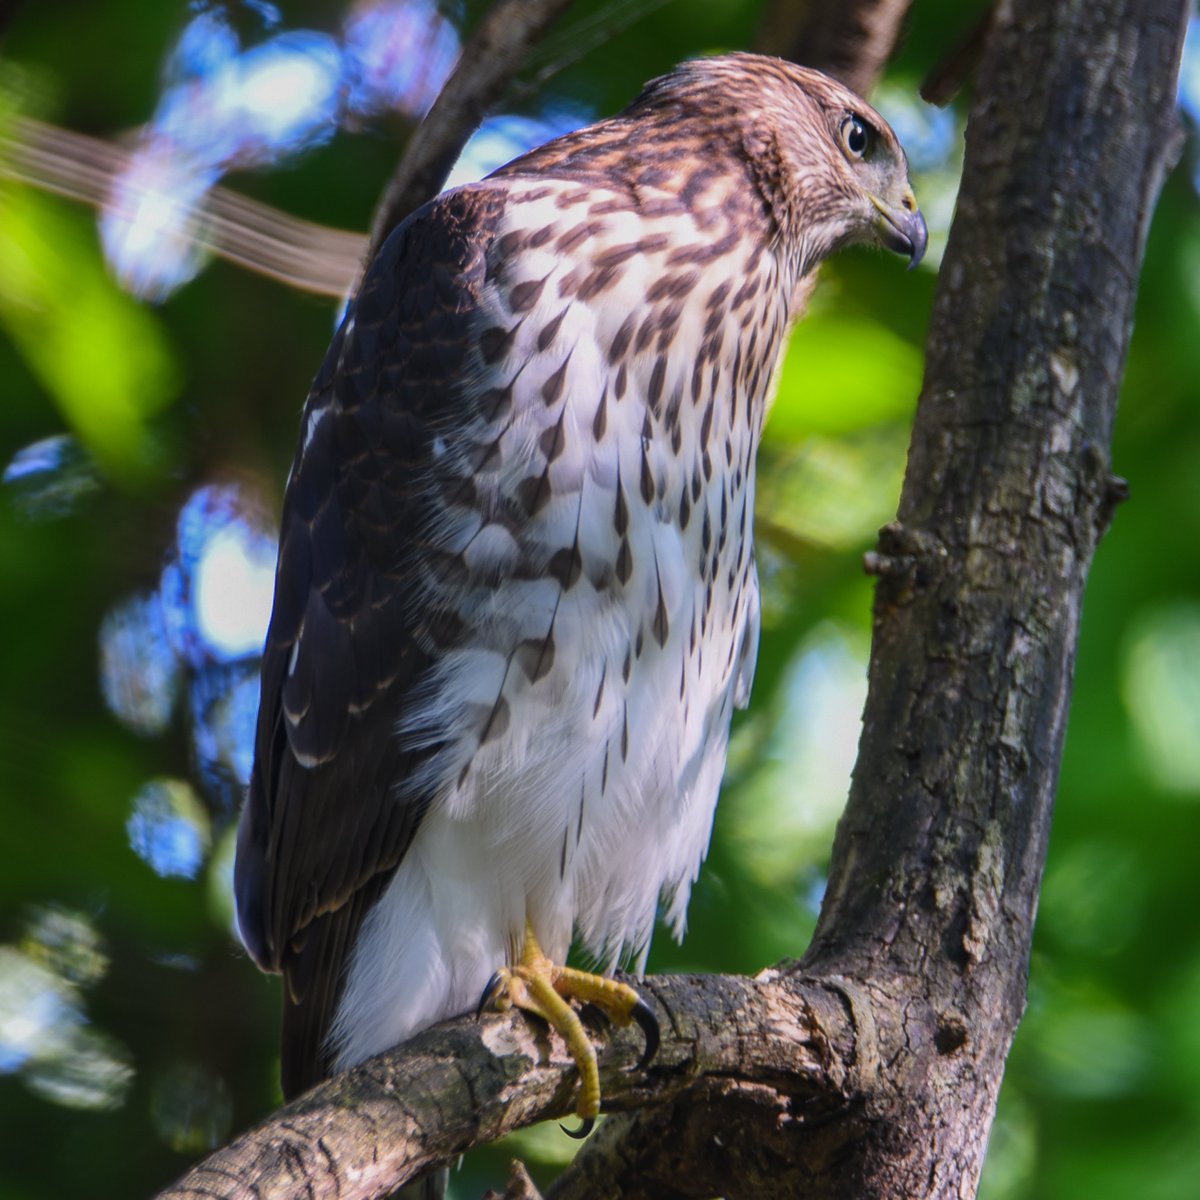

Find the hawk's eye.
[{"left": 840, "top": 115, "right": 871, "bottom": 159}]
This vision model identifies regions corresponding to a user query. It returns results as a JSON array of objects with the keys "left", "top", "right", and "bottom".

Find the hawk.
[{"left": 235, "top": 52, "right": 926, "bottom": 1128}]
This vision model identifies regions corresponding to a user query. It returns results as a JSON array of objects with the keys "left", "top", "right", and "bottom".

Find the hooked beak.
[{"left": 871, "top": 190, "right": 928, "bottom": 270}]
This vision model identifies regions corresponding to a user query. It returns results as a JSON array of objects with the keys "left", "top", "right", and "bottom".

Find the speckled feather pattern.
[
  {"left": 326, "top": 174, "right": 786, "bottom": 1070},
  {"left": 233, "top": 52, "right": 919, "bottom": 1096}
]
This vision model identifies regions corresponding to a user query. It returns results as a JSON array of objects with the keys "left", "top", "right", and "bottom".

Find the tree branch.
[
  {"left": 155, "top": 972, "right": 856, "bottom": 1199},
  {"left": 919, "top": 3, "right": 995, "bottom": 106},
  {"left": 754, "top": 0, "right": 915, "bottom": 95},
  {"left": 363, "top": 0, "right": 576, "bottom": 265},
  {"left": 155, "top": 1, "right": 1188, "bottom": 1197}
]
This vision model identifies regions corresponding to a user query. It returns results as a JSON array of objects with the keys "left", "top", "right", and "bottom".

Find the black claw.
[
  {"left": 560, "top": 1116, "right": 596, "bottom": 1140},
  {"left": 631, "top": 997, "right": 660, "bottom": 1070},
  {"left": 476, "top": 971, "right": 504, "bottom": 1018}
]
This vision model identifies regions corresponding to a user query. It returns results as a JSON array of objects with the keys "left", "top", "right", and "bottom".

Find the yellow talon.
[{"left": 479, "top": 923, "right": 660, "bottom": 1135}]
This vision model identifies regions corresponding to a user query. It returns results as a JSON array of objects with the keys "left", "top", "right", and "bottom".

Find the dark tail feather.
[{"left": 280, "top": 883, "right": 385, "bottom": 1098}]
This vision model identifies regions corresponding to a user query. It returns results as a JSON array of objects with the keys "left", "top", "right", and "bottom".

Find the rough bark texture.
[
  {"left": 798, "top": 0, "right": 1187, "bottom": 1187},
  {"left": 155, "top": 1, "right": 1188, "bottom": 1197},
  {"left": 156, "top": 972, "right": 855, "bottom": 1199}
]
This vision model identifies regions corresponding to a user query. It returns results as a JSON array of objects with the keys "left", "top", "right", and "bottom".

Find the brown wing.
[{"left": 234, "top": 185, "right": 506, "bottom": 1097}]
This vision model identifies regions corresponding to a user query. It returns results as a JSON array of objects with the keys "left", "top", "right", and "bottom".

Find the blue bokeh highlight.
[{"left": 103, "top": 0, "right": 460, "bottom": 298}]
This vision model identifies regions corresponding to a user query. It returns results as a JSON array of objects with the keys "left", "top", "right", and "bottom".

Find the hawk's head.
[{"left": 638, "top": 53, "right": 928, "bottom": 273}]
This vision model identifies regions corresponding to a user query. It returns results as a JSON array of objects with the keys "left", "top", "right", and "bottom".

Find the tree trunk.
[
  {"left": 154, "top": 1, "right": 1188, "bottom": 1197},
  {"left": 786, "top": 0, "right": 1186, "bottom": 1189}
]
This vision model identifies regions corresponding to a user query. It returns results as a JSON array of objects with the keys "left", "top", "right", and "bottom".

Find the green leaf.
[
  {"left": 0, "top": 183, "right": 179, "bottom": 482},
  {"left": 768, "top": 312, "right": 922, "bottom": 439}
]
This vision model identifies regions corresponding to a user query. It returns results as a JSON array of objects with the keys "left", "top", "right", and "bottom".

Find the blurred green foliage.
[
  {"left": 1, "top": 2, "right": 1199, "bottom": 1197},
  {"left": 0, "top": 187, "right": 180, "bottom": 481}
]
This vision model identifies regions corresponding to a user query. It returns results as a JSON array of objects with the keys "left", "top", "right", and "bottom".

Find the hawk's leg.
[{"left": 479, "top": 924, "right": 659, "bottom": 1136}]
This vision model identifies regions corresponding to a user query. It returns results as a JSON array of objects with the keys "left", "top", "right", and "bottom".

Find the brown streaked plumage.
[{"left": 235, "top": 52, "right": 926, "bottom": 1109}]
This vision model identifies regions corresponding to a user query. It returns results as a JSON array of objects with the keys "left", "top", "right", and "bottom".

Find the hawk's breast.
[{"left": 381, "top": 178, "right": 790, "bottom": 961}]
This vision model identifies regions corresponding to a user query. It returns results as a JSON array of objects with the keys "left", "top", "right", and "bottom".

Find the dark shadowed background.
[{"left": 2, "top": 1, "right": 1199, "bottom": 1195}]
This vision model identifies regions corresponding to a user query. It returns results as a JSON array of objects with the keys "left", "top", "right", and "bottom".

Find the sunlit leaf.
[
  {"left": 0, "top": 183, "right": 179, "bottom": 481},
  {"left": 756, "top": 426, "right": 909, "bottom": 551},
  {"left": 768, "top": 313, "right": 922, "bottom": 439},
  {"left": 1121, "top": 601, "right": 1200, "bottom": 796}
]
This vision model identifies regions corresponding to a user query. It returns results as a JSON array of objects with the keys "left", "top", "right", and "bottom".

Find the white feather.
[{"left": 331, "top": 179, "right": 793, "bottom": 1073}]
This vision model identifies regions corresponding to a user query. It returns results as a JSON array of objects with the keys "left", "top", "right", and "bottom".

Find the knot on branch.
[
  {"left": 864, "top": 521, "right": 948, "bottom": 611},
  {"left": 1078, "top": 442, "right": 1130, "bottom": 542}
]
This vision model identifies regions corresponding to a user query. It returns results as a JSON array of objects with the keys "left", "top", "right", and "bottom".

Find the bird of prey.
[{"left": 235, "top": 52, "right": 926, "bottom": 1131}]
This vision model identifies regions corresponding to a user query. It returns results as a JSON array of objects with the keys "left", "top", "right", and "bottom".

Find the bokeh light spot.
[
  {"left": 728, "top": 623, "right": 867, "bottom": 886},
  {"left": 228, "top": 33, "right": 343, "bottom": 157},
  {"left": 20, "top": 904, "right": 109, "bottom": 989},
  {"left": 446, "top": 110, "right": 589, "bottom": 189},
  {"left": 1179, "top": 17, "right": 1200, "bottom": 193},
  {"left": 127, "top": 778, "right": 212, "bottom": 880},
  {"left": 191, "top": 665, "right": 262, "bottom": 800},
  {"left": 1121, "top": 601, "right": 1200, "bottom": 795},
  {"left": 23, "top": 1027, "right": 133, "bottom": 1110},
  {"left": 102, "top": 0, "right": 461, "bottom": 298},
  {"left": 0, "top": 909, "right": 131, "bottom": 1110},
  {"left": 2, "top": 434, "right": 101, "bottom": 520},
  {"left": 0, "top": 947, "right": 78, "bottom": 1074},
  {"left": 193, "top": 520, "right": 276, "bottom": 660},
  {"left": 873, "top": 82, "right": 958, "bottom": 175},
  {"left": 342, "top": 0, "right": 460, "bottom": 119},
  {"left": 165, "top": 482, "right": 276, "bottom": 666},
  {"left": 101, "top": 150, "right": 215, "bottom": 300},
  {"left": 99, "top": 592, "right": 181, "bottom": 735}
]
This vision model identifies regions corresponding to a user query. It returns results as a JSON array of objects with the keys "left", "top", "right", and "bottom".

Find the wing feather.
[{"left": 234, "top": 184, "right": 507, "bottom": 1095}]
